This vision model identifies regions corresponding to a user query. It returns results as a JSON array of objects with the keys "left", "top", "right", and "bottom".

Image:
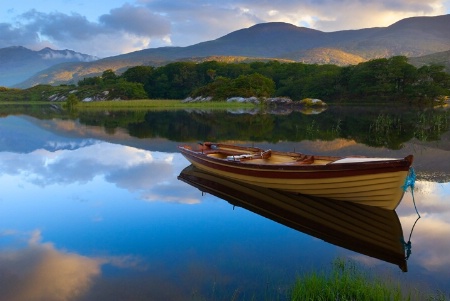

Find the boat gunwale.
[{"left": 178, "top": 145, "right": 413, "bottom": 177}]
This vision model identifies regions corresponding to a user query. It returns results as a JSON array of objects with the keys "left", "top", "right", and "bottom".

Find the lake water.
[{"left": 0, "top": 105, "right": 449, "bottom": 300}]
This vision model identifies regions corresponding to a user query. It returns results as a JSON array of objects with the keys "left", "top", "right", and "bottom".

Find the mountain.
[
  {"left": 281, "top": 48, "right": 366, "bottom": 65},
  {"left": 409, "top": 49, "right": 450, "bottom": 72},
  {"left": 83, "top": 14, "right": 450, "bottom": 60},
  {"left": 11, "top": 14, "right": 450, "bottom": 88},
  {"left": 0, "top": 46, "right": 98, "bottom": 87}
]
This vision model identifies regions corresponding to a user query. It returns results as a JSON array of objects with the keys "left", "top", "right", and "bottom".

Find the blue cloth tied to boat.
[{"left": 402, "top": 167, "right": 416, "bottom": 192}]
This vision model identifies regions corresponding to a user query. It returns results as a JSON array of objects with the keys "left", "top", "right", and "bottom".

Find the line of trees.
[
  {"left": 78, "top": 69, "right": 147, "bottom": 100},
  {"left": 78, "top": 56, "right": 450, "bottom": 103}
]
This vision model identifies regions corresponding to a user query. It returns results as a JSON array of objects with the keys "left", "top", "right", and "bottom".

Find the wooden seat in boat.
[{"left": 296, "top": 155, "right": 314, "bottom": 164}]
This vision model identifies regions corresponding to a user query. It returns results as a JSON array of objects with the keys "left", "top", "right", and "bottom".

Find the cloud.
[
  {"left": 21, "top": 10, "right": 105, "bottom": 41},
  {"left": 0, "top": 230, "right": 101, "bottom": 301},
  {"left": 14, "top": 143, "right": 173, "bottom": 186},
  {"left": 141, "top": 0, "right": 447, "bottom": 36},
  {"left": 0, "top": 23, "right": 39, "bottom": 47},
  {"left": 404, "top": 216, "right": 450, "bottom": 274},
  {"left": 0, "top": 5, "right": 172, "bottom": 57},
  {"left": 99, "top": 4, "right": 171, "bottom": 37},
  {"left": 0, "top": 230, "right": 151, "bottom": 301},
  {"left": 1, "top": 1, "right": 448, "bottom": 57},
  {"left": 139, "top": 0, "right": 262, "bottom": 46},
  {"left": 0, "top": 137, "right": 200, "bottom": 205},
  {"left": 305, "top": 0, "right": 447, "bottom": 31},
  {"left": 396, "top": 181, "right": 450, "bottom": 274},
  {"left": 105, "top": 159, "right": 174, "bottom": 190}
]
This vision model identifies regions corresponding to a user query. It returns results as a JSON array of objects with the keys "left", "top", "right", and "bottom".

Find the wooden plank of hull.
[{"left": 178, "top": 165, "right": 408, "bottom": 272}]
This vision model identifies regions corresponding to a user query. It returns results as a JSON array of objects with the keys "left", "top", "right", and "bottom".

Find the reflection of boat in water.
[
  {"left": 178, "top": 142, "right": 414, "bottom": 210},
  {"left": 178, "top": 165, "right": 409, "bottom": 272}
]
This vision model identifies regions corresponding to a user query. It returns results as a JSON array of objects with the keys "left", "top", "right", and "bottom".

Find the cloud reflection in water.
[
  {"left": 1, "top": 115, "right": 450, "bottom": 297},
  {"left": 0, "top": 137, "right": 204, "bottom": 299},
  {"left": 0, "top": 141, "right": 200, "bottom": 205},
  {"left": 398, "top": 181, "right": 450, "bottom": 276},
  {"left": 0, "top": 230, "right": 101, "bottom": 301}
]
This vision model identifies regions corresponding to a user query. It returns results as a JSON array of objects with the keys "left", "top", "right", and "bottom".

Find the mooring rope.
[
  {"left": 404, "top": 215, "right": 421, "bottom": 260},
  {"left": 401, "top": 167, "right": 421, "bottom": 260}
]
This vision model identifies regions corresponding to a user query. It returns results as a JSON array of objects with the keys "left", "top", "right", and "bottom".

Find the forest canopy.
[
  {"left": 1, "top": 56, "right": 449, "bottom": 104},
  {"left": 118, "top": 56, "right": 450, "bottom": 103}
]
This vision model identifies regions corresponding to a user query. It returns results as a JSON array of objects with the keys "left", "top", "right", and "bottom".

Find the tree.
[
  {"left": 415, "top": 64, "right": 450, "bottom": 100},
  {"left": 102, "top": 69, "right": 117, "bottom": 81},
  {"left": 78, "top": 76, "right": 102, "bottom": 86},
  {"left": 112, "top": 79, "right": 148, "bottom": 100},
  {"left": 191, "top": 73, "right": 275, "bottom": 100},
  {"left": 232, "top": 73, "right": 275, "bottom": 97},
  {"left": 65, "top": 93, "right": 79, "bottom": 109},
  {"left": 207, "top": 69, "right": 217, "bottom": 80},
  {"left": 191, "top": 76, "right": 232, "bottom": 99},
  {"left": 122, "top": 66, "right": 154, "bottom": 84}
]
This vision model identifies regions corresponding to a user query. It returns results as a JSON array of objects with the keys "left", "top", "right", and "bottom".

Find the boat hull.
[{"left": 178, "top": 144, "right": 413, "bottom": 210}]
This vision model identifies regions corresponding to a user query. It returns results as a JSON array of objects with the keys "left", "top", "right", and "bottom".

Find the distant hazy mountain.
[
  {"left": 11, "top": 14, "right": 450, "bottom": 88},
  {"left": 0, "top": 46, "right": 98, "bottom": 87}
]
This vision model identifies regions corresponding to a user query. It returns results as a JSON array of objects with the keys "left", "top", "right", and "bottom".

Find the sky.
[{"left": 1, "top": 0, "right": 450, "bottom": 58}]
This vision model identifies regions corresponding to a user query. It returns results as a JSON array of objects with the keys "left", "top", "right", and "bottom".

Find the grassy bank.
[
  {"left": 0, "top": 98, "right": 256, "bottom": 109},
  {"left": 291, "top": 259, "right": 448, "bottom": 301}
]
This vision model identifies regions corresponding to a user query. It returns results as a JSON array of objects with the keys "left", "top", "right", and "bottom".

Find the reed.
[
  {"left": 414, "top": 111, "right": 450, "bottom": 141},
  {"left": 291, "top": 258, "right": 448, "bottom": 301}
]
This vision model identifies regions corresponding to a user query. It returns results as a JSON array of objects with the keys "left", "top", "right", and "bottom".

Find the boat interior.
[{"left": 198, "top": 142, "right": 337, "bottom": 165}]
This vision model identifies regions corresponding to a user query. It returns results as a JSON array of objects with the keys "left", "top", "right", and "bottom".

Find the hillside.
[
  {"left": 333, "top": 14, "right": 450, "bottom": 58},
  {"left": 11, "top": 14, "right": 450, "bottom": 88},
  {"left": 282, "top": 48, "right": 366, "bottom": 65},
  {"left": 409, "top": 50, "right": 450, "bottom": 72},
  {"left": 0, "top": 46, "right": 98, "bottom": 87},
  {"left": 18, "top": 55, "right": 297, "bottom": 87}
]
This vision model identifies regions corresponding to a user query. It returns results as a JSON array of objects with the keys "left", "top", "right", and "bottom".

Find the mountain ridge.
[
  {"left": 5, "top": 14, "right": 450, "bottom": 88},
  {"left": 0, "top": 46, "right": 99, "bottom": 87}
]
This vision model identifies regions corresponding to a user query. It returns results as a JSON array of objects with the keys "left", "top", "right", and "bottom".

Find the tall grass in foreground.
[{"left": 291, "top": 258, "right": 448, "bottom": 301}]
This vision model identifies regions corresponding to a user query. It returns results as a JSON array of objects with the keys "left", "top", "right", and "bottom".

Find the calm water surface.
[{"left": 0, "top": 106, "right": 449, "bottom": 300}]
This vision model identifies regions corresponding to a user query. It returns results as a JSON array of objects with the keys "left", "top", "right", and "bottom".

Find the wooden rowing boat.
[
  {"left": 178, "top": 142, "right": 414, "bottom": 210},
  {"left": 178, "top": 165, "right": 408, "bottom": 272}
]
